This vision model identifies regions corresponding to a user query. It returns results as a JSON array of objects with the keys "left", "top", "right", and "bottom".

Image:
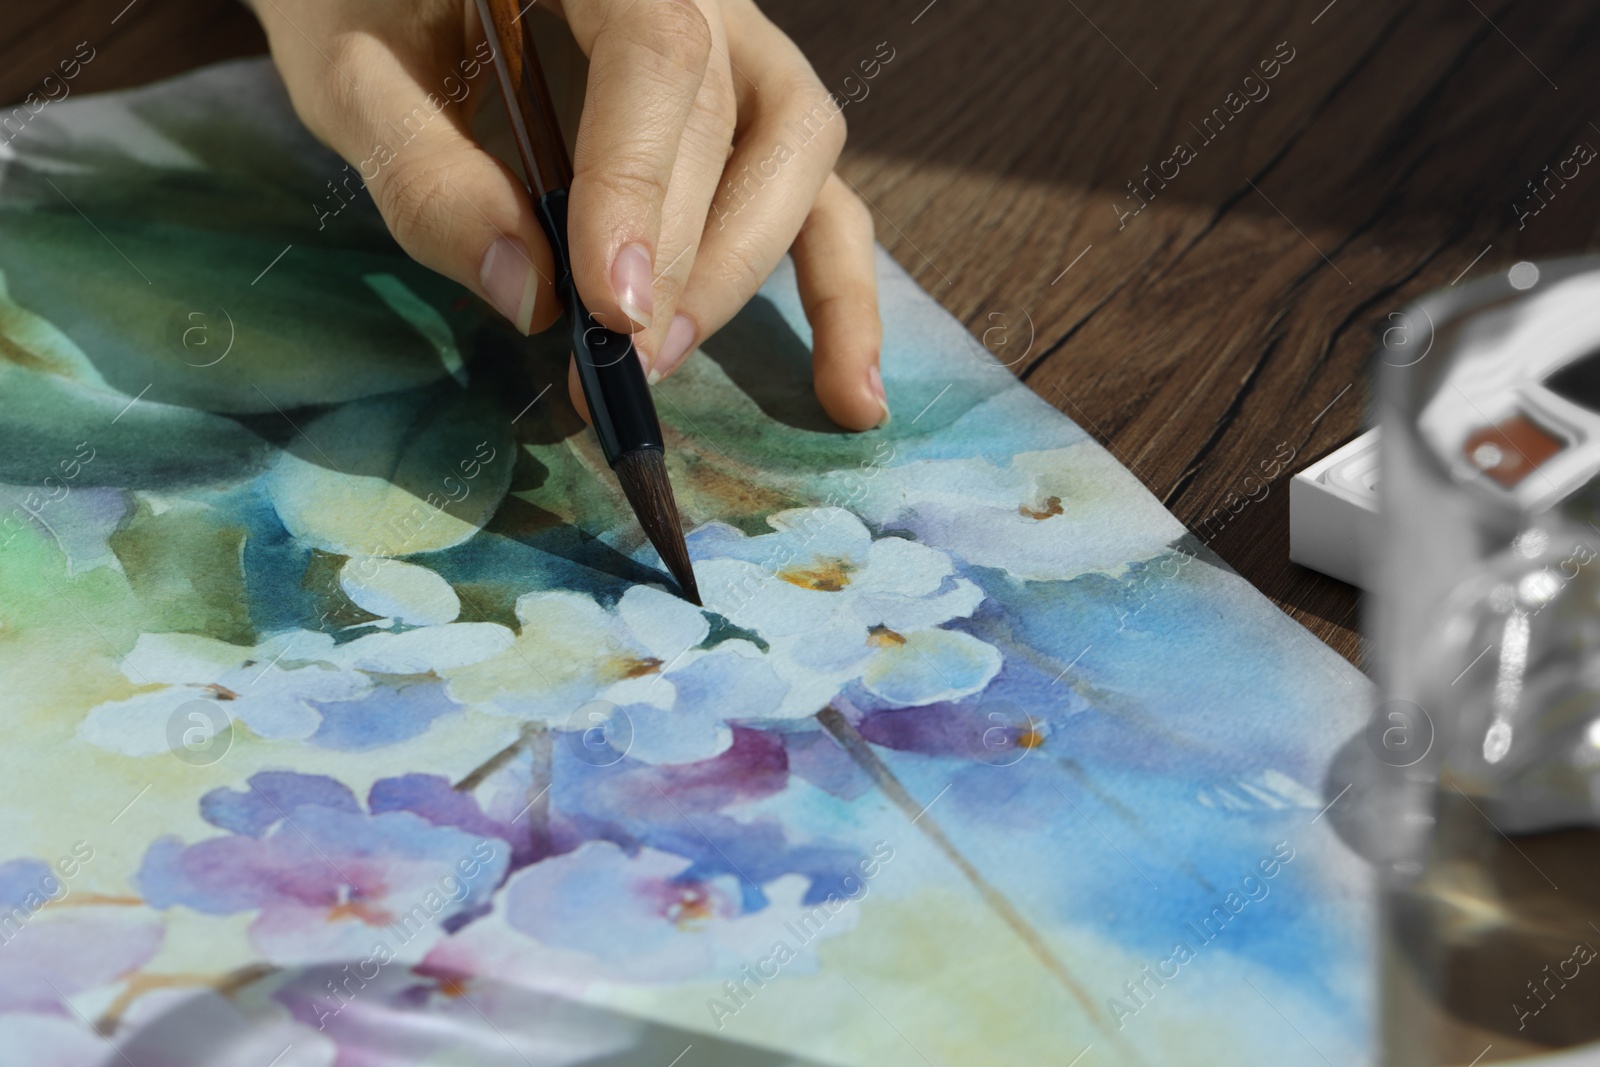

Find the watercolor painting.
[{"left": 0, "top": 61, "right": 1374, "bottom": 1066}]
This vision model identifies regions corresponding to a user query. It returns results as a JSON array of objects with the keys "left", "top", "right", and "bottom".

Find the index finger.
[{"left": 563, "top": 0, "right": 716, "bottom": 341}]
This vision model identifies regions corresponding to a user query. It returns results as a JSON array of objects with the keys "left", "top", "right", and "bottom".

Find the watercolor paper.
[{"left": 0, "top": 61, "right": 1374, "bottom": 1066}]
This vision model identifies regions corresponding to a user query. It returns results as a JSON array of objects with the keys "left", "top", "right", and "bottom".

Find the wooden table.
[{"left": 10, "top": 0, "right": 1599, "bottom": 668}]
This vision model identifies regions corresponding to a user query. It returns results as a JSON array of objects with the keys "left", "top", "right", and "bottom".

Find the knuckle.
[
  {"left": 838, "top": 185, "right": 873, "bottom": 231},
  {"left": 808, "top": 291, "right": 877, "bottom": 327},
  {"left": 711, "top": 232, "right": 770, "bottom": 293},
  {"left": 783, "top": 84, "right": 847, "bottom": 160},
  {"left": 696, "top": 74, "right": 739, "bottom": 144},
  {"left": 639, "top": 0, "right": 714, "bottom": 76},
  {"left": 318, "top": 34, "right": 374, "bottom": 112},
  {"left": 586, "top": 162, "right": 673, "bottom": 211},
  {"left": 681, "top": 102, "right": 737, "bottom": 171},
  {"left": 817, "top": 101, "right": 848, "bottom": 156},
  {"left": 375, "top": 160, "right": 453, "bottom": 255}
]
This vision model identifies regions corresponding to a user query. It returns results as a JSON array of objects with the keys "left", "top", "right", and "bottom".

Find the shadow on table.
[{"left": 773, "top": 0, "right": 1600, "bottom": 254}]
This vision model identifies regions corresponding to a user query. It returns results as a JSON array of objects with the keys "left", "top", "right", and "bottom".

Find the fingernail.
[
  {"left": 480, "top": 237, "right": 538, "bottom": 335},
  {"left": 869, "top": 365, "right": 891, "bottom": 426},
  {"left": 611, "top": 243, "right": 654, "bottom": 330},
  {"left": 651, "top": 315, "right": 696, "bottom": 384}
]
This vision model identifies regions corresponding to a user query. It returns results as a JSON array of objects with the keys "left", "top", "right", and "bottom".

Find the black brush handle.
[{"left": 535, "top": 189, "right": 663, "bottom": 467}]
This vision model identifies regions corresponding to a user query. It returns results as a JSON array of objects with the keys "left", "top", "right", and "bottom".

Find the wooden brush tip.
[{"left": 612, "top": 447, "right": 701, "bottom": 606}]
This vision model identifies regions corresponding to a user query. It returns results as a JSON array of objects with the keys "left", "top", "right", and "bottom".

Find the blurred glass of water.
[{"left": 1375, "top": 257, "right": 1600, "bottom": 1065}]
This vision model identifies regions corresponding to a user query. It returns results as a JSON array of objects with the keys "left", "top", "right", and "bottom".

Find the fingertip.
[
  {"left": 526, "top": 269, "right": 563, "bottom": 335},
  {"left": 650, "top": 314, "right": 697, "bottom": 383},
  {"left": 611, "top": 242, "right": 656, "bottom": 331},
  {"left": 869, "top": 365, "right": 891, "bottom": 426},
  {"left": 805, "top": 290, "right": 885, "bottom": 431},
  {"left": 370, "top": 145, "right": 561, "bottom": 336},
  {"left": 789, "top": 173, "right": 883, "bottom": 433},
  {"left": 567, "top": 355, "right": 592, "bottom": 424},
  {"left": 816, "top": 348, "right": 889, "bottom": 432},
  {"left": 479, "top": 237, "right": 541, "bottom": 335}
]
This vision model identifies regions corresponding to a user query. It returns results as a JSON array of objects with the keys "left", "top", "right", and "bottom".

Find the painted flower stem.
[
  {"left": 455, "top": 720, "right": 553, "bottom": 862},
  {"left": 815, "top": 706, "right": 1111, "bottom": 1034},
  {"left": 95, "top": 962, "right": 278, "bottom": 1036}
]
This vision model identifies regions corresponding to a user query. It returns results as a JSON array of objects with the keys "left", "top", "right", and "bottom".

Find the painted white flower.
[
  {"left": 78, "top": 560, "right": 512, "bottom": 756},
  {"left": 690, "top": 507, "right": 1002, "bottom": 715},
  {"left": 443, "top": 584, "right": 804, "bottom": 764},
  {"left": 338, "top": 555, "right": 461, "bottom": 626},
  {"left": 323, "top": 557, "right": 516, "bottom": 673},
  {"left": 346, "top": 515, "right": 998, "bottom": 764},
  {"left": 77, "top": 631, "right": 370, "bottom": 755},
  {"left": 442, "top": 585, "right": 709, "bottom": 723},
  {"left": 0, "top": 1013, "right": 129, "bottom": 1067},
  {"left": 827, "top": 443, "right": 1187, "bottom": 582}
]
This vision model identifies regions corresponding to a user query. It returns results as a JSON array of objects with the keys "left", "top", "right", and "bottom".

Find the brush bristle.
[{"left": 613, "top": 448, "right": 701, "bottom": 606}]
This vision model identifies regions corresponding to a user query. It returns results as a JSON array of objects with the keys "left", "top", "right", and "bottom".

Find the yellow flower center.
[
  {"left": 867, "top": 624, "right": 906, "bottom": 647},
  {"left": 778, "top": 556, "right": 856, "bottom": 592},
  {"left": 1018, "top": 495, "right": 1063, "bottom": 520},
  {"left": 666, "top": 884, "right": 715, "bottom": 929},
  {"left": 615, "top": 656, "right": 664, "bottom": 679}
]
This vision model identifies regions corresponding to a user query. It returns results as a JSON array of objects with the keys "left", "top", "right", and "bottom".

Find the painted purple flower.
[
  {"left": 551, "top": 726, "right": 853, "bottom": 896},
  {"left": 0, "top": 857, "right": 163, "bottom": 1016},
  {"left": 137, "top": 772, "right": 509, "bottom": 965},
  {"left": 368, "top": 771, "right": 547, "bottom": 873}
]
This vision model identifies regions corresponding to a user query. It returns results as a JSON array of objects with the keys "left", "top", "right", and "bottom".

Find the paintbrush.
[{"left": 476, "top": 0, "right": 701, "bottom": 606}]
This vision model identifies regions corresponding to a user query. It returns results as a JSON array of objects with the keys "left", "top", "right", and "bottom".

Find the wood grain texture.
[
  {"left": 773, "top": 0, "right": 1600, "bottom": 672},
  {"left": 8, "top": 0, "right": 1599, "bottom": 671},
  {"left": 0, "top": 0, "right": 264, "bottom": 107},
  {"left": 477, "top": 0, "right": 575, "bottom": 193}
]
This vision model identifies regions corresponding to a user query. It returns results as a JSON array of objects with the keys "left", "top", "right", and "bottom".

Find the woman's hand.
[{"left": 249, "top": 0, "right": 889, "bottom": 429}]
